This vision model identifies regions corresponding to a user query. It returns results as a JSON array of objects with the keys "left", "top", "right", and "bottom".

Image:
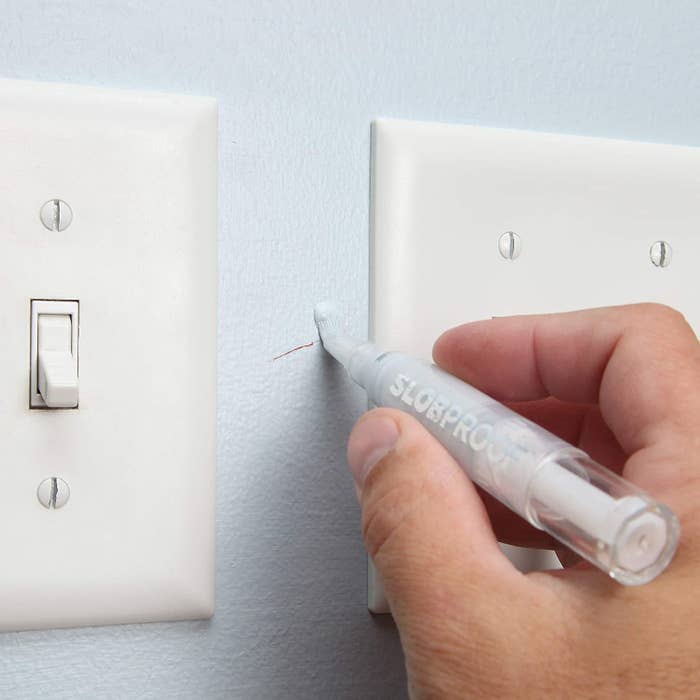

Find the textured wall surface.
[{"left": 0, "top": 1, "right": 699, "bottom": 697}]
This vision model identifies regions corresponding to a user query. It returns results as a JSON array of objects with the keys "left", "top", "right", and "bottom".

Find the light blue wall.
[{"left": 1, "top": 1, "right": 699, "bottom": 697}]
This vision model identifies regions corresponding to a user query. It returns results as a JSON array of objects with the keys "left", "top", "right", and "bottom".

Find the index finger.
[{"left": 433, "top": 303, "right": 700, "bottom": 466}]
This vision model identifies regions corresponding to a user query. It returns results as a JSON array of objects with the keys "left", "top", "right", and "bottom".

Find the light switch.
[
  {"left": 369, "top": 118, "right": 700, "bottom": 612},
  {"left": 0, "top": 79, "right": 217, "bottom": 632},
  {"left": 38, "top": 315, "right": 78, "bottom": 408},
  {"left": 30, "top": 299, "right": 79, "bottom": 409}
]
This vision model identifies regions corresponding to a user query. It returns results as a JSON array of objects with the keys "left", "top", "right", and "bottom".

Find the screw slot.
[
  {"left": 37, "top": 477, "right": 70, "bottom": 509},
  {"left": 650, "top": 240, "right": 672, "bottom": 268},
  {"left": 498, "top": 231, "right": 521, "bottom": 260},
  {"left": 39, "top": 199, "right": 73, "bottom": 232}
]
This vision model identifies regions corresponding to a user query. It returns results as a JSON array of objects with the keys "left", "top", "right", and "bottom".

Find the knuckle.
[
  {"left": 620, "top": 304, "right": 698, "bottom": 361},
  {"left": 632, "top": 302, "right": 689, "bottom": 330}
]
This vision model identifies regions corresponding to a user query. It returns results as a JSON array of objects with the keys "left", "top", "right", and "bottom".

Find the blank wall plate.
[
  {"left": 0, "top": 79, "right": 217, "bottom": 631},
  {"left": 369, "top": 117, "right": 700, "bottom": 613}
]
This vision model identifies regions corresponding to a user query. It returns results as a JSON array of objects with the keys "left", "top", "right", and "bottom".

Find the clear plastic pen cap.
[{"left": 527, "top": 453, "right": 679, "bottom": 584}]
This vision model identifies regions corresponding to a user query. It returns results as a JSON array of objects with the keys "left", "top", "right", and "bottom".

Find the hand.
[{"left": 347, "top": 304, "right": 700, "bottom": 699}]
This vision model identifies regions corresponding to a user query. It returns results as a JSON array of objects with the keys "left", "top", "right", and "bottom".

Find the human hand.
[{"left": 347, "top": 304, "right": 700, "bottom": 698}]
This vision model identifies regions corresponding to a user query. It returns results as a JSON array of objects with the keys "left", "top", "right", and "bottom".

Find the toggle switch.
[
  {"left": 38, "top": 315, "right": 78, "bottom": 408},
  {"left": 30, "top": 300, "right": 79, "bottom": 409}
]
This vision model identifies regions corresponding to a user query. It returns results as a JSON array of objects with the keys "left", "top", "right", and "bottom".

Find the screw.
[
  {"left": 650, "top": 240, "right": 672, "bottom": 268},
  {"left": 39, "top": 199, "right": 73, "bottom": 232},
  {"left": 498, "top": 231, "right": 521, "bottom": 260},
  {"left": 37, "top": 477, "right": 70, "bottom": 509}
]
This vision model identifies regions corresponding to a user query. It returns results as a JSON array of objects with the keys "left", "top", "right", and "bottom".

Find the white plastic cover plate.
[
  {"left": 0, "top": 79, "right": 217, "bottom": 631},
  {"left": 369, "top": 118, "right": 700, "bottom": 612}
]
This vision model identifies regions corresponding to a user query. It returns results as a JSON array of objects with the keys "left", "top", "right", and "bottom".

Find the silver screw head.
[
  {"left": 498, "top": 231, "right": 521, "bottom": 260},
  {"left": 37, "top": 477, "right": 70, "bottom": 509},
  {"left": 650, "top": 240, "right": 672, "bottom": 268},
  {"left": 40, "top": 199, "right": 73, "bottom": 232}
]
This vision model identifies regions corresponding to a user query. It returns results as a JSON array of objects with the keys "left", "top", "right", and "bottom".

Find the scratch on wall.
[{"left": 272, "top": 341, "right": 316, "bottom": 361}]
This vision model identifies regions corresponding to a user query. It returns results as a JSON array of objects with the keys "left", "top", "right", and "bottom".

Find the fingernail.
[{"left": 347, "top": 415, "right": 400, "bottom": 486}]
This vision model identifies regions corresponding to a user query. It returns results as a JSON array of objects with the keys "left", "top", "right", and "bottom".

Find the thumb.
[{"left": 347, "top": 408, "right": 523, "bottom": 624}]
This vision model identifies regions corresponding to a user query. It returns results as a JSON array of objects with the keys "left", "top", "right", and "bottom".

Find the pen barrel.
[{"left": 356, "top": 351, "right": 679, "bottom": 585}]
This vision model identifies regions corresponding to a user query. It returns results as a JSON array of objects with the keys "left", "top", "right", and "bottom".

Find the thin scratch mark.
[{"left": 272, "top": 341, "right": 316, "bottom": 361}]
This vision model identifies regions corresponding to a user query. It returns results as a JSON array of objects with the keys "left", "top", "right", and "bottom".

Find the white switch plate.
[
  {"left": 0, "top": 79, "right": 217, "bottom": 631},
  {"left": 369, "top": 118, "right": 700, "bottom": 613}
]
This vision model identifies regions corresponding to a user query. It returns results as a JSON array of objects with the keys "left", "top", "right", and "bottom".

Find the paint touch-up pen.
[{"left": 314, "top": 302, "right": 680, "bottom": 585}]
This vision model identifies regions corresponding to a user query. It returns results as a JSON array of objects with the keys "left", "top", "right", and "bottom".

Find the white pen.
[{"left": 315, "top": 302, "right": 680, "bottom": 585}]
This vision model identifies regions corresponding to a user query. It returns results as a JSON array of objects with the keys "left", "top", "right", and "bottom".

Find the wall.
[{"left": 0, "top": 1, "right": 698, "bottom": 697}]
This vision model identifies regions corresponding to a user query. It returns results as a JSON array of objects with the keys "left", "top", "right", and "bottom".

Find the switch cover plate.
[
  {"left": 369, "top": 118, "right": 700, "bottom": 612},
  {"left": 0, "top": 79, "right": 217, "bottom": 631}
]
